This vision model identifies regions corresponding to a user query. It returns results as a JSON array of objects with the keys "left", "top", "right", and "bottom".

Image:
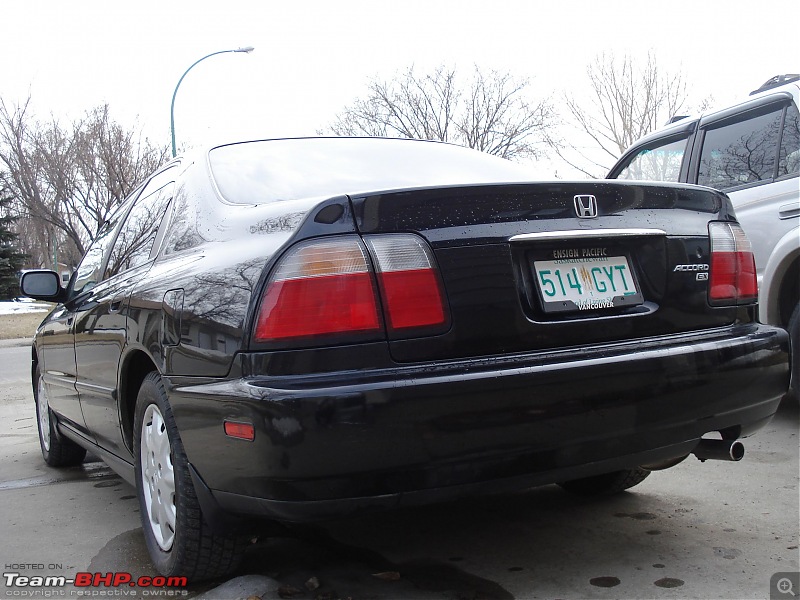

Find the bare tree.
[
  {"left": 0, "top": 99, "right": 168, "bottom": 269},
  {"left": 551, "top": 52, "right": 707, "bottom": 178},
  {"left": 326, "top": 64, "right": 556, "bottom": 161}
]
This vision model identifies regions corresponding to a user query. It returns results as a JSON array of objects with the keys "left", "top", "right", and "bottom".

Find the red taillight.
[
  {"left": 254, "top": 234, "right": 449, "bottom": 344},
  {"left": 254, "top": 237, "right": 381, "bottom": 341},
  {"left": 365, "top": 235, "right": 448, "bottom": 333},
  {"left": 708, "top": 222, "right": 758, "bottom": 305}
]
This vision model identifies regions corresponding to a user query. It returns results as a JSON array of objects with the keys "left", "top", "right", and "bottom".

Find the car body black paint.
[{"left": 24, "top": 138, "right": 790, "bottom": 528}]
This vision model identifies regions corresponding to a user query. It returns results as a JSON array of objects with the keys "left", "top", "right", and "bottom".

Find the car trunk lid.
[{"left": 350, "top": 181, "right": 746, "bottom": 363}]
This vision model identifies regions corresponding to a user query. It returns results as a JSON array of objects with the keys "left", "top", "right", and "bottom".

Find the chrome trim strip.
[
  {"left": 509, "top": 228, "right": 667, "bottom": 242},
  {"left": 75, "top": 381, "right": 116, "bottom": 398}
]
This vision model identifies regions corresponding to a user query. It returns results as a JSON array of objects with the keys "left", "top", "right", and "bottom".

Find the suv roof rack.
[{"left": 749, "top": 74, "right": 800, "bottom": 96}]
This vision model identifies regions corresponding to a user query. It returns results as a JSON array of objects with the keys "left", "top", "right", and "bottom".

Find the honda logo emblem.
[{"left": 574, "top": 195, "right": 598, "bottom": 219}]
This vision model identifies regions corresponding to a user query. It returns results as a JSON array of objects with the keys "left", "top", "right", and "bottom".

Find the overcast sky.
[{"left": 2, "top": 0, "right": 797, "bottom": 177}]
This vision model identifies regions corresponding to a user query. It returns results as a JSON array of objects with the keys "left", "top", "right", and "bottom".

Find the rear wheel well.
[
  {"left": 778, "top": 256, "right": 800, "bottom": 328},
  {"left": 119, "top": 351, "right": 158, "bottom": 453}
]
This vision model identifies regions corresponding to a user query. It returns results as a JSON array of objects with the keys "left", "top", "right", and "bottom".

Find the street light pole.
[{"left": 170, "top": 46, "right": 254, "bottom": 157}]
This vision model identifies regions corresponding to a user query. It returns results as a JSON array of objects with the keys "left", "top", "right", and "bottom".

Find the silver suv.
[{"left": 608, "top": 75, "right": 799, "bottom": 401}]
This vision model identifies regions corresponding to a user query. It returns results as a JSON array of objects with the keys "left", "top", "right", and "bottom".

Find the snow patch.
[{"left": 0, "top": 300, "right": 52, "bottom": 315}]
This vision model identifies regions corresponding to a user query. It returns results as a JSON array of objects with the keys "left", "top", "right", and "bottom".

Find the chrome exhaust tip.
[{"left": 692, "top": 439, "right": 745, "bottom": 462}]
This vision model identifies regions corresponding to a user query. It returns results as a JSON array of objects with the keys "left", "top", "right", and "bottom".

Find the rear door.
[{"left": 74, "top": 169, "right": 175, "bottom": 458}]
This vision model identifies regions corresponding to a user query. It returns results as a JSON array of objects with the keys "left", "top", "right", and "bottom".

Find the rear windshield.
[{"left": 208, "top": 138, "right": 537, "bottom": 205}]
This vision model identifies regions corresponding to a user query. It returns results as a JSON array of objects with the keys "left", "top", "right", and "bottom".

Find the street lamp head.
[{"left": 236, "top": 46, "right": 255, "bottom": 53}]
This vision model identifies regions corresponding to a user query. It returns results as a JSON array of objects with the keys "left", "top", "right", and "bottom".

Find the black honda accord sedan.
[{"left": 21, "top": 137, "right": 789, "bottom": 580}]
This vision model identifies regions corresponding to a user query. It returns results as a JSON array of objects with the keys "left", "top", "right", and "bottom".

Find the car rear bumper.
[{"left": 166, "top": 324, "right": 789, "bottom": 522}]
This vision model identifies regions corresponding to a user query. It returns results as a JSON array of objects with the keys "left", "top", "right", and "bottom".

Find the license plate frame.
[{"left": 532, "top": 254, "right": 644, "bottom": 314}]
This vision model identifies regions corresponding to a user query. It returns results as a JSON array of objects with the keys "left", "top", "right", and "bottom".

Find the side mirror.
[{"left": 20, "top": 270, "right": 67, "bottom": 303}]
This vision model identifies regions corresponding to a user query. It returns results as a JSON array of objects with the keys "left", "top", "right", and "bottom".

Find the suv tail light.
[
  {"left": 254, "top": 237, "right": 381, "bottom": 341},
  {"left": 708, "top": 222, "right": 758, "bottom": 306},
  {"left": 365, "top": 234, "right": 449, "bottom": 335}
]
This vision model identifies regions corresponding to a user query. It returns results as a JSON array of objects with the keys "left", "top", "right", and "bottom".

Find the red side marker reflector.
[{"left": 224, "top": 421, "right": 255, "bottom": 441}]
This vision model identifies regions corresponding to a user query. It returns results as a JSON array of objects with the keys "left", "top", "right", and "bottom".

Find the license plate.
[{"left": 533, "top": 255, "right": 643, "bottom": 313}]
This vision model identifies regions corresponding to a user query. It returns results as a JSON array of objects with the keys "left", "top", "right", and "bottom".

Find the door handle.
[
  {"left": 778, "top": 202, "right": 800, "bottom": 220},
  {"left": 109, "top": 301, "right": 123, "bottom": 314}
]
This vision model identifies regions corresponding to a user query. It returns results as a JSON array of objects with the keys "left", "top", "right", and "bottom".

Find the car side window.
[
  {"left": 71, "top": 205, "right": 131, "bottom": 297},
  {"left": 105, "top": 170, "right": 175, "bottom": 278},
  {"left": 615, "top": 136, "right": 689, "bottom": 182},
  {"left": 697, "top": 104, "right": 785, "bottom": 190},
  {"left": 162, "top": 185, "right": 205, "bottom": 255},
  {"left": 778, "top": 102, "right": 800, "bottom": 177}
]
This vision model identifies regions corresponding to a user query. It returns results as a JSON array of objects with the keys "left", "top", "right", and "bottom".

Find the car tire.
[
  {"left": 134, "top": 372, "right": 246, "bottom": 581},
  {"left": 558, "top": 468, "right": 651, "bottom": 496},
  {"left": 34, "top": 363, "right": 87, "bottom": 467},
  {"left": 788, "top": 304, "right": 800, "bottom": 403}
]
